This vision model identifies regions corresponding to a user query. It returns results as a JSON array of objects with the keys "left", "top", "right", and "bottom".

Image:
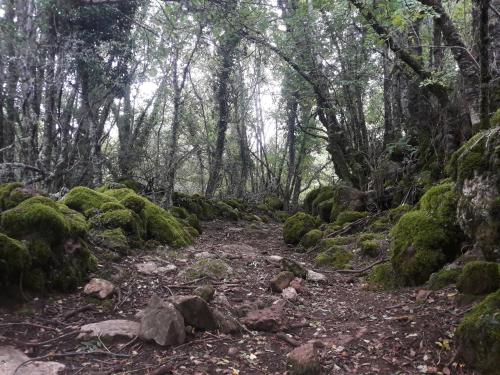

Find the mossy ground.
[
  {"left": 367, "top": 263, "right": 402, "bottom": 290},
  {"left": 315, "top": 245, "right": 353, "bottom": 269},
  {"left": 426, "top": 267, "right": 462, "bottom": 290},
  {"left": 184, "top": 258, "right": 231, "bottom": 280},
  {"left": 299, "top": 229, "right": 323, "bottom": 249},
  {"left": 456, "top": 261, "right": 499, "bottom": 295},
  {"left": 283, "top": 212, "right": 319, "bottom": 245}
]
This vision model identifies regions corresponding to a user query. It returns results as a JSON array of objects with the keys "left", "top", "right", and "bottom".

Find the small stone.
[
  {"left": 139, "top": 295, "right": 186, "bottom": 346},
  {"left": 194, "top": 284, "right": 215, "bottom": 302},
  {"left": 212, "top": 308, "right": 240, "bottom": 334},
  {"left": 194, "top": 251, "right": 215, "bottom": 258},
  {"left": 290, "top": 277, "right": 306, "bottom": 293},
  {"left": 270, "top": 271, "right": 295, "bottom": 292},
  {"left": 306, "top": 270, "right": 327, "bottom": 282},
  {"left": 416, "top": 289, "right": 431, "bottom": 302},
  {"left": 83, "top": 278, "right": 115, "bottom": 299},
  {"left": 242, "top": 300, "right": 286, "bottom": 332},
  {"left": 267, "top": 255, "right": 283, "bottom": 263},
  {"left": 79, "top": 320, "right": 140, "bottom": 342},
  {"left": 282, "top": 287, "right": 298, "bottom": 300},
  {"left": 168, "top": 295, "right": 217, "bottom": 330},
  {"left": 228, "top": 347, "right": 239, "bottom": 356},
  {"left": 136, "top": 261, "right": 176, "bottom": 275},
  {"left": 287, "top": 343, "right": 322, "bottom": 375},
  {"left": 281, "top": 258, "right": 307, "bottom": 278},
  {"left": 0, "top": 346, "right": 65, "bottom": 375}
]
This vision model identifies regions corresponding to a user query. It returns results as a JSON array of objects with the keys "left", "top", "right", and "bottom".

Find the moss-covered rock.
[
  {"left": 283, "top": 212, "right": 319, "bottom": 245},
  {"left": 184, "top": 258, "right": 231, "bottom": 280},
  {"left": 387, "top": 204, "right": 412, "bottom": 223},
  {"left": 329, "top": 185, "right": 366, "bottom": 222},
  {"left": 0, "top": 233, "right": 31, "bottom": 286},
  {"left": 426, "top": 267, "right": 462, "bottom": 290},
  {"left": 317, "top": 198, "right": 334, "bottom": 222},
  {"left": 63, "top": 186, "right": 117, "bottom": 213},
  {"left": 90, "top": 228, "right": 130, "bottom": 254},
  {"left": 457, "top": 261, "right": 499, "bottom": 295},
  {"left": 172, "top": 192, "right": 216, "bottom": 220},
  {"left": 0, "top": 183, "right": 39, "bottom": 212},
  {"left": 143, "top": 202, "right": 193, "bottom": 248},
  {"left": 369, "top": 218, "right": 391, "bottom": 232},
  {"left": 390, "top": 210, "right": 459, "bottom": 286},
  {"left": 367, "top": 263, "right": 401, "bottom": 290},
  {"left": 276, "top": 211, "right": 290, "bottom": 223},
  {"left": 319, "top": 236, "right": 353, "bottom": 248},
  {"left": 419, "top": 182, "right": 459, "bottom": 228},
  {"left": 90, "top": 208, "right": 144, "bottom": 238},
  {"left": 311, "top": 186, "right": 334, "bottom": 215},
  {"left": 448, "top": 127, "right": 500, "bottom": 261},
  {"left": 264, "top": 196, "right": 283, "bottom": 211},
  {"left": 214, "top": 201, "right": 239, "bottom": 221},
  {"left": 303, "top": 186, "right": 324, "bottom": 213},
  {"left": 315, "top": 246, "right": 352, "bottom": 269},
  {"left": 360, "top": 240, "right": 380, "bottom": 257},
  {"left": 334, "top": 211, "right": 368, "bottom": 226},
  {"left": 456, "top": 289, "right": 500, "bottom": 374},
  {"left": 299, "top": 229, "right": 323, "bottom": 249}
]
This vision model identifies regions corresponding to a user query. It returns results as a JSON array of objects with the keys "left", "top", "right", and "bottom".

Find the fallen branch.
[
  {"left": 63, "top": 304, "right": 96, "bottom": 320},
  {"left": 276, "top": 332, "right": 300, "bottom": 347},
  {"left": 0, "top": 322, "right": 58, "bottom": 331},
  {"left": 335, "top": 258, "right": 388, "bottom": 274}
]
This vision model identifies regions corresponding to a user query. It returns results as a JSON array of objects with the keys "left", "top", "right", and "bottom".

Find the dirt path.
[{"left": 0, "top": 220, "right": 474, "bottom": 374}]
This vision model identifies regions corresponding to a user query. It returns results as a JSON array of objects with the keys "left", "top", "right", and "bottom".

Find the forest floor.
[{"left": 0, "top": 220, "right": 477, "bottom": 375}]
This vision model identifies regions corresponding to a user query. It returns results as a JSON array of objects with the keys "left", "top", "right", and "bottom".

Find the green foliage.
[
  {"left": 457, "top": 261, "right": 499, "bottom": 295},
  {"left": 456, "top": 289, "right": 500, "bottom": 374},
  {"left": 387, "top": 204, "right": 412, "bottom": 223},
  {"left": 320, "top": 236, "right": 353, "bottom": 248},
  {"left": 427, "top": 267, "right": 462, "bottom": 290},
  {"left": 334, "top": 211, "right": 368, "bottom": 226},
  {"left": 299, "top": 229, "right": 323, "bottom": 249},
  {"left": 283, "top": 212, "right": 319, "bottom": 245},
  {"left": 264, "top": 196, "right": 283, "bottom": 211}
]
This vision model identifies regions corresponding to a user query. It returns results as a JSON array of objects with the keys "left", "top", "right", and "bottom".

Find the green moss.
[
  {"left": 303, "top": 186, "right": 324, "bottom": 213},
  {"left": 57, "top": 204, "right": 88, "bottom": 238},
  {"left": 2, "top": 197, "right": 69, "bottom": 242},
  {"left": 427, "top": 267, "right": 462, "bottom": 290},
  {"left": 214, "top": 201, "right": 239, "bottom": 221},
  {"left": 283, "top": 212, "right": 319, "bottom": 245},
  {"left": 360, "top": 240, "right": 380, "bottom": 257},
  {"left": 447, "top": 131, "right": 488, "bottom": 183},
  {"left": 315, "top": 246, "right": 352, "bottom": 269},
  {"left": 170, "top": 206, "right": 190, "bottom": 219},
  {"left": 318, "top": 198, "right": 334, "bottom": 222},
  {"left": 0, "top": 233, "right": 31, "bottom": 286},
  {"left": 184, "top": 258, "right": 231, "bottom": 280},
  {"left": 90, "top": 208, "right": 143, "bottom": 237},
  {"left": 419, "top": 182, "right": 458, "bottom": 227},
  {"left": 225, "top": 199, "right": 247, "bottom": 210},
  {"left": 63, "top": 187, "right": 117, "bottom": 213},
  {"left": 91, "top": 228, "right": 130, "bottom": 254},
  {"left": 457, "top": 261, "right": 499, "bottom": 295},
  {"left": 334, "top": 211, "right": 368, "bottom": 226},
  {"left": 320, "top": 236, "right": 353, "bottom": 248},
  {"left": 323, "top": 224, "right": 342, "bottom": 236},
  {"left": 28, "top": 240, "right": 53, "bottom": 266},
  {"left": 143, "top": 203, "right": 193, "bottom": 248},
  {"left": 311, "top": 187, "right": 334, "bottom": 215},
  {"left": 370, "top": 218, "right": 390, "bottom": 232},
  {"left": 264, "top": 196, "right": 283, "bottom": 211},
  {"left": 358, "top": 232, "right": 382, "bottom": 242},
  {"left": 120, "top": 194, "right": 146, "bottom": 213},
  {"left": 387, "top": 204, "right": 412, "bottom": 223},
  {"left": 172, "top": 192, "right": 216, "bottom": 220},
  {"left": 0, "top": 183, "right": 37, "bottom": 212},
  {"left": 367, "top": 263, "right": 401, "bottom": 290},
  {"left": 456, "top": 289, "right": 500, "bottom": 374},
  {"left": 22, "top": 268, "right": 46, "bottom": 292},
  {"left": 275, "top": 211, "right": 290, "bottom": 223},
  {"left": 299, "top": 229, "right": 323, "bottom": 249},
  {"left": 116, "top": 178, "right": 143, "bottom": 192},
  {"left": 101, "top": 202, "right": 126, "bottom": 212},
  {"left": 390, "top": 211, "right": 458, "bottom": 285}
]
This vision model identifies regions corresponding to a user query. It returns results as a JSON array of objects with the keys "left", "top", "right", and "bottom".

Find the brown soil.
[{"left": 0, "top": 220, "right": 477, "bottom": 374}]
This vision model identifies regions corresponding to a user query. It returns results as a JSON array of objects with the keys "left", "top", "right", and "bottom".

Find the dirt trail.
[{"left": 0, "top": 220, "right": 474, "bottom": 374}]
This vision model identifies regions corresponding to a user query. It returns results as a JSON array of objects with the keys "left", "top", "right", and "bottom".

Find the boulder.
[
  {"left": 79, "top": 320, "right": 140, "bottom": 342},
  {"left": 287, "top": 343, "right": 322, "bottom": 375},
  {"left": 83, "top": 278, "right": 115, "bottom": 299},
  {"left": 283, "top": 212, "right": 319, "bottom": 245},
  {"left": 242, "top": 300, "right": 286, "bottom": 332},
  {"left": 448, "top": 127, "right": 500, "bottom": 261},
  {"left": 167, "top": 295, "right": 217, "bottom": 330},
  {"left": 0, "top": 346, "right": 65, "bottom": 375},
  {"left": 136, "top": 261, "right": 177, "bottom": 275},
  {"left": 194, "top": 284, "right": 215, "bottom": 302},
  {"left": 139, "top": 295, "right": 185, "bottom": 346},
  {"left": 212, "top": 309, "right": 240, "bottom": 334},
  {"left": 456, "top": 261, "right": 499, "bottom": 295},
  {"left": 270, "top": 271, "right": 295, "bottom": 292},
  {"left": 281, "top": 258, "right": 307, "bottom": 279}
]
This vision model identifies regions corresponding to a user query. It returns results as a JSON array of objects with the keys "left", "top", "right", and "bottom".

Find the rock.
[
  {"left": 79, "top": 320, "right": 140, "bottom": 342},
  {"left": 416, "top": 289, "right": 432, "bottom": 302},
  {"left": 283, "top": 212, "right": 320, "bottom": 245},
  {"left": 290, "top": 277, "right": 306, "bottom": 293},
  {"left": 267, "top": 255, "right": 283, "bottom": 263},
  {"left": 0, "top": 346, "right": 65, "bottom": 375},
  {"left": 282, "top": 287, "right": 298, "bottom": 300},
  {"left": 281, "top": 258, "right": 307, "bottom": 279},
  {"left": 167, "top": 295, "right": 217, "bottom": 330},
  {"left": 139, "top": 295, "right": 185, "bottom": 346},
  {"left": 456, "top": 261, "right": 500, "bottom": 295},
  {"left": 306, "top": 270, "right": 327, "bottom": 282},
  {"left": 213, "top": 291, "right": 230, "bottom": 307},
  {"left": 194, "top": 251, "right": 215, "bottom": 258},
  {"left": 270, "top": 271, "right": 295, "bottom": 292},
  {"left": 287, "top": 343, "right": 322, "bottom": 375},
  {"left": 242, "top": 300, "right": 286, "bottom": 332},
  {"left": 136, "top": 261, "right": 177, "bottom": 275},
  {"left": 194, "top": 284, "right": 215, "bottom": 302},
  {"left": 212, "top": 308, "right": 240, "bottom": 334},
  {"left": 83, "top": 278, "right": 115, "bottom": 299}
]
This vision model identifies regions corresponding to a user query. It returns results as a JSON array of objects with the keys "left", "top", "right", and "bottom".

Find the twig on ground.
[
  {"left": 0, "top": 330, "right": 79, "bottom": 347},
  {"left": 63, "top": 304, "right": 96, "bottom": 320},
  {"left": 0, "top": 322, "right": 59, "bottom": 331},
  {"left": 276, "top": 332, "right": 300, "bottom": 347}
]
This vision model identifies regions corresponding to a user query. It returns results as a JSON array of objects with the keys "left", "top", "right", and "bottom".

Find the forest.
[{"left": 0, "top": 0, "right": 499, "bottom": 374}]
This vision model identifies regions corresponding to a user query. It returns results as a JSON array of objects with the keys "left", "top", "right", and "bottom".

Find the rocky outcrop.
[{"left": 0, "top": 346, "right": 65, "bottom": 375}]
